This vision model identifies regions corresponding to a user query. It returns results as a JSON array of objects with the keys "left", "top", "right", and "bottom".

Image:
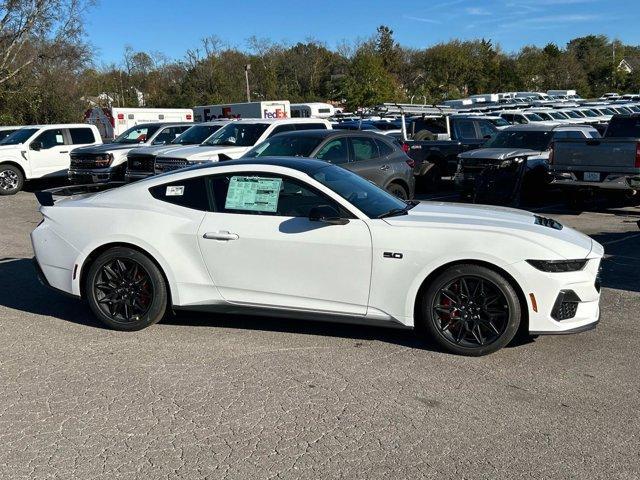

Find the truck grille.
[
  {"left": 127, "top": 153, "right": 155, "bottom": 174},
  {"left": 155, "top": 158, "right": 189, "bottom": 174},
  {"left": 70, "top": 153, "right": 109, "bottom": 170}
]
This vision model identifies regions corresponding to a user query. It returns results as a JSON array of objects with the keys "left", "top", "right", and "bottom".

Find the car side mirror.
[
  {"left": 30, "top": 141, "right": 43, "bottom": 151},
  {"left": 309, "top": 205, "right": 349, "bottom": 225}
]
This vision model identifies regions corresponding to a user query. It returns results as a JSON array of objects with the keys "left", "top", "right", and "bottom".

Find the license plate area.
[{"left": 584, "top": 172, "right": 600, "bottom": 182}]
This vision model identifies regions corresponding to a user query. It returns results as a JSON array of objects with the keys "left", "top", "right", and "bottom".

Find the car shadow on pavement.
[
  {"left": 0, "top": 258, "right": 102, "bottom": 328},
  {"left": 0, "top": 257, "right": 536, "bottom": 352},
  {"left": 589, "top": 231, "right": 640, "bottom": 293}
]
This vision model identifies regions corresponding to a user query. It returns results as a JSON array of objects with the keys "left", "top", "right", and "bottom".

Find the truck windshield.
[
  {"left": 245, "top": 135, "right": 323, "bottom": 158},
  {"left": 114, "top": 125, "right": 160, "bottom": 144},
  {"left": 549, "top": 112, "right": 568, "bottom": 119},
  {"left": 0, "top": 128, "right": 38, "bottom": 145},
  {"left": 173, "top": 124, "right": 223, "bottom": 145},
  {"left": 484, "top": 130, "right": 553, "bottom": 151},
  {"left": 524, "top": 113, "right": 544, "bottom": 121},
  {"left": 203, "top": 123, "right": 269, "bottom": 147},
  {"left": 562, "top": 111, "right": 581, "bottom": 119},
  {"left": 312, "top": 165, "right": 409, "bottom": 219}
]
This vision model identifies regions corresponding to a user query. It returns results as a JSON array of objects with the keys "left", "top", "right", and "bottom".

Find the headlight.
[
  {"left": 526, "top": 259, "right": 588, "bottom": 272},
  {"left": 94, "top": 153, "right": 113, "bottom": 167}
]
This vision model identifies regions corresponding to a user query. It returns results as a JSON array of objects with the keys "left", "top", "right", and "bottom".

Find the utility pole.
[{"left": 244, "top": 64, "right": 251, "bottom": 102}]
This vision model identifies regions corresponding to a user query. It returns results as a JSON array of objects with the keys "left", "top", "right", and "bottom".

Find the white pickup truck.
[
  {"left": 153, "top": 118, "right": 331, "bottom": 173},
  {"left": 0, "top": 124, "right": 101, "bottom": 195}
]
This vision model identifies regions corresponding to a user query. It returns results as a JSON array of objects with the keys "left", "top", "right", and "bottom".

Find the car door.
[
  {"left": 197, "top": 172, "right": 372, "bottom": 315},
  {"left": 27, "top": 128, "right": 71, "bottom": 177},
  {"left": 346, "top": 136, "right": 388, "bottom": 187}
]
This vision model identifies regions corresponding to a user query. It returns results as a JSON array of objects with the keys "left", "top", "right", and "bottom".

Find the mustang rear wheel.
[
  {"left": 419, "top": 264, "right": 521, "bottom": 356},
  {"left": 86, "top": 247, "right": 167, "bottom": 330}
]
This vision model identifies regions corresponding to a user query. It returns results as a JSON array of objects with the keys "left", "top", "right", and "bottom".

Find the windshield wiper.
[{"left": 377, "top": 200, "right": 418, "bottom": 219}]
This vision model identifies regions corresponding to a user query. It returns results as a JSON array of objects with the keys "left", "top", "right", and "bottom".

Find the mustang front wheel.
[
  {"left": 86, "top": 247, "right": 167, "bottom": 330},
  {"left": 419, "top": 264, "right": 521, "bottom": 356}
]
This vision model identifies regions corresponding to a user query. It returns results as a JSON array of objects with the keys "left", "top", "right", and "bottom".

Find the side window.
[
  {"left": 351, "top": 137, "right": 380, "bottom": 161},
  {"left": 149, "top": 176, "right": 211, "bottom": 211},
  {"left": 210, "top": 173, "right": 347, "bottom": 218},
  {"left": 69, "top": 128, "right": 96, "bottom": 144},
  {"left": 514, "top": 115, "right": 526, "bottom": 124},
  {"left": 315, "top": 138, "right": 349, "bottom": 164},
  {"left": 476, "top": 121, "right": 496, "bottom": 138},
  {"left": 268, "top": 124, "right": 296, "bottom": 137},
  {"left": 501, "top": 114, "right": 513, "bottom": 123},
  {"left": 152, "top": 126, "right": 186, "bottom": 145},
  {"left": 374, "top": 139, "right": 395, "bottom": 156},
  {"left": 34, "top": 129, "right": 65, "bottom": 149},
  {"left": 455, "top": 120, "right": 477, "bottom": 139},
  {"left": 554, "top": 131, "right": 586, "bottom": 140},
  {"left": 295, "top": 123, "right": 328, "bottom": 131}
]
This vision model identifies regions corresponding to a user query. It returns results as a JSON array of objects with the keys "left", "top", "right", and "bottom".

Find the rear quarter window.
[{"left": 149, "top": 176, "right": 211, "bottom": 211}]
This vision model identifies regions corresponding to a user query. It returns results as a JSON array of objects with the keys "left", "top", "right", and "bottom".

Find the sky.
[{"left": 87, "top": 0, "right": 639, "bottom": 65}]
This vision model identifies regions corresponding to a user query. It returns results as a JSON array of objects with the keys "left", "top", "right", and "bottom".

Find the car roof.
[
  {"left": 270, "top": 129, "right": 392, "bottom": 139},
  {"left": 225, "top": 118, "right": 329, "bottom": 124},
  {"left": 191, "top": 157, "right": 334, "bottom": 175},
  {"left": 25, "top": 123, "right": 99, "bottom": 129},
  {"left": 504, "top": 124, "right": 594, "bottom": 132}
]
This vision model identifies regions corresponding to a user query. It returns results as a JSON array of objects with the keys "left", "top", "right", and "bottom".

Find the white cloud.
[
  {"left": 466, "top": 7, "right": 490, "bottom": 15},
  {"left": 403, "top": 14, "right": 442, "bottom": 24}
]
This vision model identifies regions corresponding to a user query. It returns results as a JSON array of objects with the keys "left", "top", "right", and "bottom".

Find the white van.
[
  {"left": 0, "top": 124, "right": 102, "bottom": 194},
  {"left": 290, "top": 103, "right": 335, "bottom": 119},
  {"left": 84, "top": 107, "right": 193, "bottom": 141},
  {"left": 193, "top": 101, "right": 291, "bottom": 122}
]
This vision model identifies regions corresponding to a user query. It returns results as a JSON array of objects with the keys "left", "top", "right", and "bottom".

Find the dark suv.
[{"left": 244, "top": 130, "right": 415, "bottom": 199}]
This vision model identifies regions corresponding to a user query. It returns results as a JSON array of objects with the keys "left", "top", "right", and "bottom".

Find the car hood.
[
  {"left": 383, "top": 202, "right": 594, "bottom": 259},
  {"left": 129, "top": 144, "right": 194, "bottom": 157},
  {"left": 159, "top": 145, "right": 249, "bottom": 160},
  {"left": 0, "top": 144, "right": 21, "bottom": 152},
  {"left": 459, "top": 148, "right": 545, "bottom": 160},
  {"left": 72, "top": 143, "right": 141, "bottom": 154}
]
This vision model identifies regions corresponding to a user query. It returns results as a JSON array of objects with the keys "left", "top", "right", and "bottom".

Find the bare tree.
[{"left": 0, "top": 0, "right": 91, "bottom": 85}]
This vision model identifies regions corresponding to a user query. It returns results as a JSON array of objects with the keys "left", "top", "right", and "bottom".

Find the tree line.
[{"left": 1, "top": 1, "right": 640, "bottom": 125}]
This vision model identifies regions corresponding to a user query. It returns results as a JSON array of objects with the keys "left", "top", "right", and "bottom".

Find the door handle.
[
  {"left": 380, "top": 164, "right": 390, "bottom": 170},
  {"left": 203, "top": 231, "right": 239, "bottom": 241},
  {"left": 60, "top": 151, "right": 69, "bottom": 154}
]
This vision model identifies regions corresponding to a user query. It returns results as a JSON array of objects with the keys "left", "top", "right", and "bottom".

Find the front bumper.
[
  {"left": 125, "top": 171, "right": 154, "bottom": 182},
  {"left": 511, "top": 250, "right": 603, "bottom": 335},
  {"left": 68, "top": 168, "right": 119, "bottom": 184}
]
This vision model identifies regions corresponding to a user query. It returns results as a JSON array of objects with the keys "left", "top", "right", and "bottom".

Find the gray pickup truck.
[{"left": 550, "top": 114, "right": 640, "bottom": 195}]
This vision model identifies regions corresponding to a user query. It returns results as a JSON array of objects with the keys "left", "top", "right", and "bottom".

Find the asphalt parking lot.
[{"left": 1, "top": 183, "right": 639, "bottom": 479}]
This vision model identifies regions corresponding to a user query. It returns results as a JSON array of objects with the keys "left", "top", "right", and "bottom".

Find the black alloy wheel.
[
  {"left": 419, "top": 264, "right": 521, "bottom": 355},
  {"left": 86, "top": 247, "right": 167, "bottom": 330}
]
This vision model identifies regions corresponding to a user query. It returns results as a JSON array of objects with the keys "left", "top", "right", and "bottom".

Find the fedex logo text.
[{"left": 264, "top": 108, "right": 288, "bottom": 119}]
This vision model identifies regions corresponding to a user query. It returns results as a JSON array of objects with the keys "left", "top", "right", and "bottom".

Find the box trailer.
[
  {"left": 84, "top": 107, "right": 194, "bottom": 141},
  {"left": 290, "top": 103, "right": 335, "bottom": 118},
  {"left": 193, "top": 101, "right": 291, "bottom": 122}
]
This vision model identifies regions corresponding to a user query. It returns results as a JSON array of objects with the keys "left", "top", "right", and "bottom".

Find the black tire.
[
  {"left": 0, "top": 164, "right": 24, "bottom": 195},
  {"left": 386, "top": 182, "right": 409, "bottom": 200},
  {"left": 418, "top": 165, "right": 441, "bottom": 193},
  {"left": 85, "top": 247, "right": 167, "bottom": 331},
  {"left": 417, "top": 264, "right": 521, "bottom": 356}
]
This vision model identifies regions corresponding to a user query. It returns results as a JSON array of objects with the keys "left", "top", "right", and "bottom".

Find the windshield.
[
  {"left": 484, "top": 130, "right": 553, "bottom": 151},
  {"left": 173, "top": 124, "right": 223, "bottom": 145},
  {"left": 524, "top": 113, "right": 544, "bottom": 121},
  {"left": 562, "top": 110, "right": 581, "bottom": 119},
  {"left": 548, "top": 111, "right": 567, "bottom": 119},
  {"left": 245, "top": 135, "right": 323, "bottom": 158},
  {"left": 203, "top": 123, "right": 269, "bottom": 147},
  {"left": 571, "top": 110, "right": 587, "bottom": 118},
  {"left": 114, "top": 125, "right": 160, "bottom": 144},
  {"left": 0, "top": 128, "right": 38, "bottom": 145},
  {"left": 581, "top": 109, "right": 598, "bottom": 118},
  {"left": 312, "top": 165, "right": 409, "bottom": 218}
]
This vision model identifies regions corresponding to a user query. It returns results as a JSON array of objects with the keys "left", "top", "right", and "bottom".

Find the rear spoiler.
[{"left": 35, "top": 182, "right": 126, "bottom": 207}]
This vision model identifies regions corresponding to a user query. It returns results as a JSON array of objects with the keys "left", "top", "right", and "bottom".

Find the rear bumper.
[
  {"left": 551, "top": 172, "right": 635, "bottom": 190},
  {"left": 32, "top": 257, "right": 79, "bottom": 299}
]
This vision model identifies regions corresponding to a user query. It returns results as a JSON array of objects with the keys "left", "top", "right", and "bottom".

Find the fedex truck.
[
  {"left": 193, "top": 101, "right": 290, "bottom": 122},
  {"left": 84, "top": 107, "right": 194, "bottom": 141}
]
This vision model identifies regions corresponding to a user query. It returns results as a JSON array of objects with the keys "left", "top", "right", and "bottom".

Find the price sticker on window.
[
  {"left": 166, "top": 185, "right": 184, "bottom": 196},
  {"left": 225, "top": 176, "right": 282, "bottom": 212}
]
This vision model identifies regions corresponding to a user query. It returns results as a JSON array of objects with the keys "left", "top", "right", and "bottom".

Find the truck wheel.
[{"left": 0, "top": 164, "right": 24, "bottom": 195}]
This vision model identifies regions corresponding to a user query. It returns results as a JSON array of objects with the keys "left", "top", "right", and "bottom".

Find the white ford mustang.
[{"left": 31, "top": 158, "right": 603, "bottom": 355}]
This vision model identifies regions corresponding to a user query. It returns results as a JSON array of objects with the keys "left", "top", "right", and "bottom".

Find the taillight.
[
  {"left": 186, "top": 114, "right": 192, "bottom": 120},
  {"left": 401, "top": 142, "right": 410, "bottom": 153},
  {"left": 406, "top": 159, "right": 416, "bottom": 169},
  {"left": 117, "top": 113, "right": 124, "bottom": 120},
  {"left": 548, "top": 143, "right": 554, "bottom": 165},
  {"left": 636, "top": 142, "right": 640, "bottom": 168}
]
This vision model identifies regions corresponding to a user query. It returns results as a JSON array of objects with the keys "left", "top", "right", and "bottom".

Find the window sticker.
[
  {"left": 225, "top": 176, "right": 282, "bottom": 212},
  {"left": 166, "top": 185, "right": 184, "bottom": 196},
  {"left": 55, "top": 134, "right": 64, "bottom": 144}
]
